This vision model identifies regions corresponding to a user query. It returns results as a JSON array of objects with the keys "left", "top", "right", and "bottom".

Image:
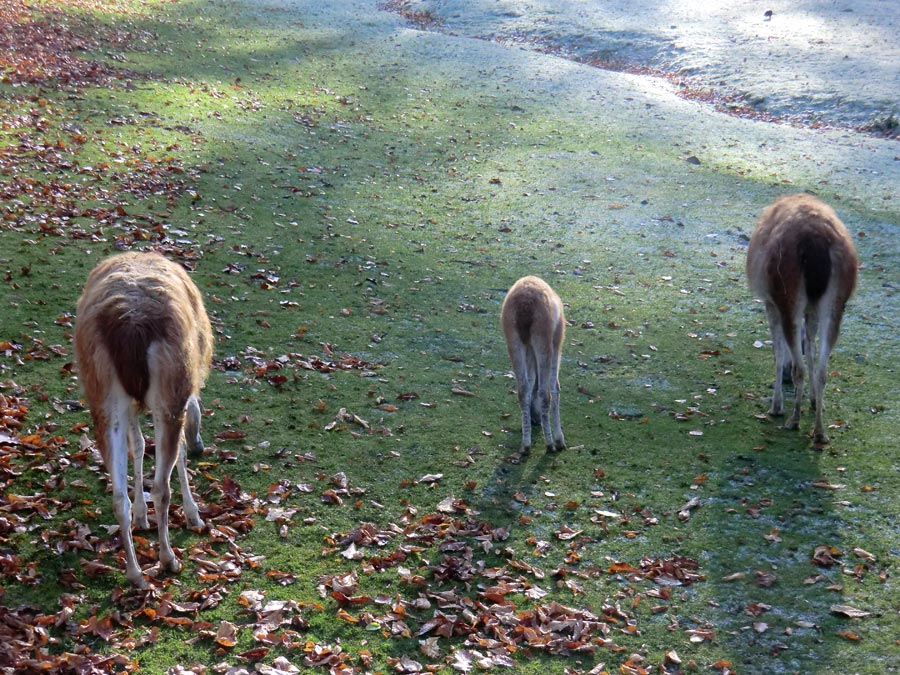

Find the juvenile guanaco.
[{"left": 501, "top": 276, "right": 566, "bottom": 453}]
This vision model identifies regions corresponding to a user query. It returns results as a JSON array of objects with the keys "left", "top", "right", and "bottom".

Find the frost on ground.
[{"left": 404, "top": 0, "right": 900, "bottom": 132}]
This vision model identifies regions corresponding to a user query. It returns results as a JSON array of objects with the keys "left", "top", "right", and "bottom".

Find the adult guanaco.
[
  {"left": 746, "top": 193, "right": 858, "bottom": 443},
  {"left": 75, "top": 251, "right": 213, "bottom": 587}
]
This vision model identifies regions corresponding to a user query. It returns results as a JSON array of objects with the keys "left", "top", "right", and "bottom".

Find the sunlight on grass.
[{"left": 1, "top": 0, "right": 898, "bottom": 673}]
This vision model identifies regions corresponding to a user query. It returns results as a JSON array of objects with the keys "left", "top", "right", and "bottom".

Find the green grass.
[{"left": 1, "top": 0, "right": 899, "bottom": 673}]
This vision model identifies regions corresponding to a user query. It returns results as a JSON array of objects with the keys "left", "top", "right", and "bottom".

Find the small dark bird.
[{"left": 764, "top": 9, "right": 773, "bottom": 20}]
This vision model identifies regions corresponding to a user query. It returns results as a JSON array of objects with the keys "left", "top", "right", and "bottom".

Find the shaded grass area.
[{"left": 1, "top": 0, "right": 899, "bottom": 673}]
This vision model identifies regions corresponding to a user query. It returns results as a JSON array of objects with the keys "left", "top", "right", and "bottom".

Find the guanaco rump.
[
  {"left": 75, "top": 251, "right": 213, "bottom": 587},
  {"left": 746, "top": 193, "right": 858, "bottom": 444},
  {"left": 501, "top": 276, "right": 566, "bottom": 454}
]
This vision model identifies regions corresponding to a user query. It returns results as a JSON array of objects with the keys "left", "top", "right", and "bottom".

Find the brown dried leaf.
[
  {"left": 830, "top": 605, "right": 872, "bottom": 619},
  {"left": 214, "top": 620, "right": 238, "bottom": 648}
]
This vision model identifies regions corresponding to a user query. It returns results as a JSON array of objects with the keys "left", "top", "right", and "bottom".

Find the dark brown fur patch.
[
  {"left": 514, "top": 298, "right": 536, "bottom": 344},
  {"left": 798, "top": 235, "right": 832, "bottom": 302},
  {"left": 98, "top": 304, "right": 171, "bottom": 405}
]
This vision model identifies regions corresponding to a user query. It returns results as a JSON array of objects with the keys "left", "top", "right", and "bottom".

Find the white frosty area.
[{"left": 416, "top": 0, "right": 900, "bottom": 127}]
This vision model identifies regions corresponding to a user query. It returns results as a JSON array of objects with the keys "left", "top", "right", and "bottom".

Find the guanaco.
[
  {"left": 501, "top": 276, "right": 566, "bottom": 453},
  {"left": 75, "top": 251, "right": 213, "bottom": 587},
  {"left": 746, "top": 193, "right": 858, "bottom": 444}
]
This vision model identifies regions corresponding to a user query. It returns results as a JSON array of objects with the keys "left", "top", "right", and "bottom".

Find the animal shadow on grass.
[
  {"left": 705, "top": 424, "right": 841, "bottom": 671},
  {"left": 471, "top": 447, "right": 561, "bottom": 530}
]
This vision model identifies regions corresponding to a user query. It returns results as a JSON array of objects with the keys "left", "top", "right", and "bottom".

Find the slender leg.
[
  {"left": 128, "top": 415, "right": 150, "bottom": 530},
  {"left": 185, "top": 395, "right": 205, "bottom": 458},
  {"left": 785, "top": 310, "right": 806, "bottom": 431},
  {"left": 536, "top": 341, "right": 564, "bottom": 452},
  {"left": 176, "top": 433, "right": 205, "bottom": 530},
  {"left": 549, "top": 323, "right": 566, "bottom": 452},
  {"left": 811, "top": 298, "right": 839, "bottom": 444},
  {"left": 530, "top": 377, "right": 541, "bottom": 422},
  {"left": 804, "top": 310, "right": 819, "bottom": 410},
  {"left": 151, "top": 410, "right": 181, "bottom": 574},
  {"left": 510, "top": 342, "right": 534, "bottom": 453},
  {"left": 537, "top": 377, "right": 554, "bottom": 453},
  {"left": 549, "top": 362, "right": 566, "bottom": 452},
  {"left": 765, "top": 303, "right": 786, "bottom": 416},
  {"left": 107, "top": 400, "right": 146, "bottom": 588}
]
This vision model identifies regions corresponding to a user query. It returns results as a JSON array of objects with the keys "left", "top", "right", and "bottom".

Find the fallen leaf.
[
  {"left": 811, "top": 480, "right": 845, "bottom": 490},
  {"left": 214, "top": 620, "right": 238, "bottom": 648},
  {"left": 812, "top": 545, "right": 843, "bottom": 567},
  {"left": 852, "top": 547, "right": 876, "bottom": 561},
  {"left": 830, "top": 605, "right": 872, "bottom": 619}
]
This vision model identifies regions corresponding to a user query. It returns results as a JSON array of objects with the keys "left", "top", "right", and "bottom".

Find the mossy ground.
[{"left": 1, "top": 0, "right": 898, "bottom": 673}]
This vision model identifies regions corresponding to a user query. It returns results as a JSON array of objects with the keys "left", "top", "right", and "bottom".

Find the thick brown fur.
[
  {"left": 746, "top": 193, "right": 858, "bottom": 443},
  {"left": 501, "top": 276, "right": 566, "bottom": 454},
  {"left": 75, "top": 251, "right": 213, "bottom": 587}
]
